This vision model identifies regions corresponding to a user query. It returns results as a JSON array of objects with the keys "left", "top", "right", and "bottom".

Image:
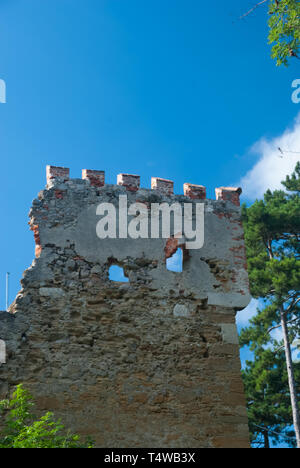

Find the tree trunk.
[
  {"left": 263, "top": 430, "right": 270, "bottom": 448},
  {"left": 281, "top": 308, "right": 300, "bottom": 448}
]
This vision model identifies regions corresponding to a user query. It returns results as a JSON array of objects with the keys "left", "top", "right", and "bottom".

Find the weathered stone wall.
[{"left": 0, "top": 166, "right": 251, "bottom": 448}]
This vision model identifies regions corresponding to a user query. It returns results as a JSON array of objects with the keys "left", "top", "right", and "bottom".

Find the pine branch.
[
  {"left": 253, "top": 423, "right": 296, "bottom": 440},
  {"left": 267, "top": 317, "right": 300, "bottom": 334}
]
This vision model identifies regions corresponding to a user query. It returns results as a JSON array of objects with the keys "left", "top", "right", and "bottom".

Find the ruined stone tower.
[{"left": 0, "top": 166, "right": 251, "bottom": 448}]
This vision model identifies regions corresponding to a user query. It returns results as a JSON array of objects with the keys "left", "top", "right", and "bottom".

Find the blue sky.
[{"left": 0, "top": 0, "right": 299, "bottom": 309}]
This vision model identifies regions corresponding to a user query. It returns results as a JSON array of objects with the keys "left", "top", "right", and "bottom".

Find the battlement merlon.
[{"left": 28, "top": 166, "right": 252, "bottom": 310}]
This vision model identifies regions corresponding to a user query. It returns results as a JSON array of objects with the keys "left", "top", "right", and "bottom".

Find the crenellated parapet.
[{"left": 46, "top": 165, "right": 242, "bottom": 205}]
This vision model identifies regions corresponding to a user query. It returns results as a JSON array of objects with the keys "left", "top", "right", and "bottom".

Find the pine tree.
[
  {"left": 241, "top": 162, "right": 300, "bottom": 447},
  {"left": 242, "top": 339, "right": 300, "bottom": 447}
]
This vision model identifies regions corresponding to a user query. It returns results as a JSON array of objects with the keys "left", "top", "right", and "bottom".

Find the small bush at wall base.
[{"left": 0, "top": 384, "right": 94, "bottom": 448}]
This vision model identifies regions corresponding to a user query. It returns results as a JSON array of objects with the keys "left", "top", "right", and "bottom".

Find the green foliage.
[
  {"left": 268, "top": 0, "right": 300, "bottom": 66},
  {"left": 283, "top": 161, "right": 300, "bottom": 192},
  {"left": 240, "top": 163, "right": 300, "bottom": 447},
  {"left": 241, "top": 164, "right": 300, "bottom": 302},
  {"left": 0, "top": 385, "right": 94, "bottom": 448},
  {"left": 242, "top": 348, "right": 300, "bottom": 447}
]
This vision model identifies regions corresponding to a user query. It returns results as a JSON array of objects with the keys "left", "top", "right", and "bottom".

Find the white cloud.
[
  {"left": 270, "top": 327, "right": 283, "bottom": 343},
  {"left": 239, "top": 113, "right": 300, "bottom": 201},
  {"left": 236, "top": 298, "right": 259, "bottom": 329}
]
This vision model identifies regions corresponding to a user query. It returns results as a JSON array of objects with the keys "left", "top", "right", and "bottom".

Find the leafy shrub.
[{"left": 0, "top": 384, "right": 94, "bottom": 448}]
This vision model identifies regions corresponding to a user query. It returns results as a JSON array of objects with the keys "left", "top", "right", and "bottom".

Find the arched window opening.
[
  {"left": 109, "top": 265, "right": 129, "bottom": 283},
  {"left": 166, "top": 247, "right": 183, "bottom": 273}
]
